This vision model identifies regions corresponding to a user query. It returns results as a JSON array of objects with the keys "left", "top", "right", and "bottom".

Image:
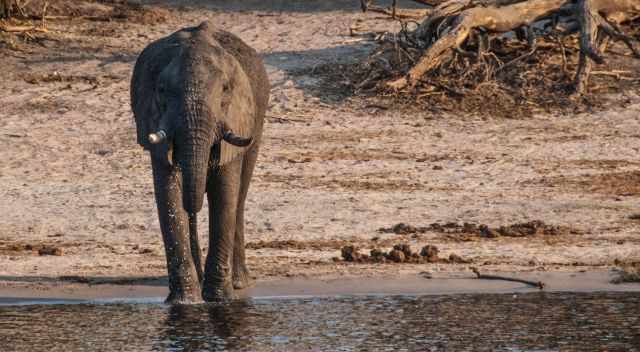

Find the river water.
[{"left": 1, "top": 292, "right": 639, "bottom": 351}]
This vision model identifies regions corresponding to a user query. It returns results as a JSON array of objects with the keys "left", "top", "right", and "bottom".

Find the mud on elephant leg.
[
  {"left": 202, "top": 157, "right": 244, "bottom": 301},
  {"left": 151, "top": 147, "right": 203, "bottom": 304},
  {"left": 232, "top": 146, "right": 259, "bottom": 289}
]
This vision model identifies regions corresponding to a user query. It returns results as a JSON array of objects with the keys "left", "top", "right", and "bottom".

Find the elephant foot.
[
  {"left": 232, "top": 266, "right": 254, "bottom": 289},
  {"left": 202, "top": 280, "right": 236, "bottom": 302},
  {"left": 165, "top": 290, "right": 203, "bottom": 305}
]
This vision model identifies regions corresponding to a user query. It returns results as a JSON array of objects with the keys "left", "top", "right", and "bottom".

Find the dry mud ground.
[{"left": 1, "top": 0, "right": 640, "bottom": 292}]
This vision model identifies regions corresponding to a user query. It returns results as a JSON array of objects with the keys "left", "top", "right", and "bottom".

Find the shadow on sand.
[
  {"left": 262, "top": 43, "right": 375, "bottom": 105},
  {"left": 143, "top": 0, "right": 425, "bottom": 13},
  {"left": 0, "top": 275, "right": 167, "bottom": 286}
]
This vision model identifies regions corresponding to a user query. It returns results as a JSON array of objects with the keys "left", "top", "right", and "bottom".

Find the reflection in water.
[
  {"left": 159, "top": 301, "right": 256, "bottom": 351},
  {"left": 1, "top": 292, "right": 639, "bottom": 351}
]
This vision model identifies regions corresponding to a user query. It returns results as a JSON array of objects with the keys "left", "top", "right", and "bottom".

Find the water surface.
[{"left": 1, "top": 292, "right": 639, "bottom": 351}]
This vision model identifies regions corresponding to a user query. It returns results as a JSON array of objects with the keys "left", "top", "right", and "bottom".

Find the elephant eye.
[{"left": 222, "top": 83, "right": 230, "bottom": 92}]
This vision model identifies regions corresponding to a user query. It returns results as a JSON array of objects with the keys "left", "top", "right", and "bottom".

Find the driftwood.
[
  {"left": 0, "top": 22, "right": 46, "bottom": 32},
  {"left": 364, "top": 4, "right": 431, "bottom": 19},
  {"left": 472, "top": 267, "right": 545, "bottom": 289},
  {"left": 359, "top": 0, "right": 640, "bottom": 95},
  {"left": 361, "top": 0, "right": 447, "bottom": 13}
]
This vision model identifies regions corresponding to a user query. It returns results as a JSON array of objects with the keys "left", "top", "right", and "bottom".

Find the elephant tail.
[{"left": 189, "top": 212, "right": 204, "bottom": 284}]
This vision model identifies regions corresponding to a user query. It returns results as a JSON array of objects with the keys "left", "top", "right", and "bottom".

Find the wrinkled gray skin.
[{"left": 130, "top": 21, "right": 269, "bottom": 304}]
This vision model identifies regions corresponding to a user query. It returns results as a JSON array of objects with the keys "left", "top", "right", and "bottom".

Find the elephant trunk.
[
  {"left": 175, "top": 134, "right": 209, "bottom": 284},
  {"left": 176, "top": 101, "right": 215, "bottom": 215},
  {"left": 178, "top": 128, "right": 214, "bottom": 214}
]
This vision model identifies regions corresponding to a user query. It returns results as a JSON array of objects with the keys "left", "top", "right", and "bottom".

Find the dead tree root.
[{"left": 355, "top": 0, "right": 640, "bottom": 97}]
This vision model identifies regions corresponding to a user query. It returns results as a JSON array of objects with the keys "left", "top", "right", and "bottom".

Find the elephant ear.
[
  {"left": 217, "top": 58, "right": 257, "bottom": 165},
  {"left": 130, "top": 36, "right": 180, "bottom": 150}
]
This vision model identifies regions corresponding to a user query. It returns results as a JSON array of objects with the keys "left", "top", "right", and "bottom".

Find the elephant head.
[{"left": 133, "top": 23, "right": 256, "bottom": 215}]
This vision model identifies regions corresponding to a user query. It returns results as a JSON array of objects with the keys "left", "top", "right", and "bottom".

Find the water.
[{"left": 1, "top": 292, "right": 639, "bottom": 351}]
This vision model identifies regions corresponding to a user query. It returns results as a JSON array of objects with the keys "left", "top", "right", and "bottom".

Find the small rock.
[
  {"left": 38, "top": 246, "right": 62, "bottom": 256},
  {"left": 8, "top": 244, "right": 26, "bottom": 251},
  {"left": 387, "top": 249, "right": 406, "bottom": 263},
  {"left": 419, "top": 271, "right": 433, "bottom": 279},
  {"left": 370, "top": 249, "right": 387, "bottom": 263},
  {"left": 432, "top": 165, "right": 443, "bottom": 170},
  {"left": 392, "top": 223, "right": 417, "bottom": 234},
  {"left": 420, "top": 245, "right": 439, "bottom": 262},
  {"left": 462, "top": 223, "right": 478, "bottom": 233},
  {"left": 95, "top": 149, "right": 112, "bottom": 156},
  {"left": 479, "top": 224, "right": 499, "bottom": 238},
  {"left": 341, "top": 245, "right": 361, "bottom": 262},
  {"left": 370, "top": 248, "right": 385, "bottom": 257},
  {"left": 139, "top": 248, "right": 154, "bottom": 255},
  {"left": 393, "top": 243, "right": 413, "bottom": 257}
]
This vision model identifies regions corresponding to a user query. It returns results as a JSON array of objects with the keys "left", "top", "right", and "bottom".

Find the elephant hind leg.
[{"left": 232, "top": 145, "right": 259, "bottom": 290}]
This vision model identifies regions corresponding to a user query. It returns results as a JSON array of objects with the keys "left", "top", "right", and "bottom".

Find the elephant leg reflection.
[
  {"left": 203, "top": 157, "right": 243, "bottom": 301},
  {"left": 233, "top": 145, "right": 259, "bottom": 289},
  {"left": 151, "top": 149, "right": 203, "bottom": 303},
  {"left": 162, "top": 304, "right": 207, "bottom": 351}
]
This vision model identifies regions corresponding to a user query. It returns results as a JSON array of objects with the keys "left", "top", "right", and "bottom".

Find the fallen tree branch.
[
  {"left": 472, "top": 267, "right": 545, "bottom": 289},
  {"left": 0, "top": 22, "right": 47, "bottom": 32},
  {"left": 389, "top": 0, "right": 567, "bottom": 89},
  {"left": 361, "top": 0, "right": 446, "bottom": 13},
  {"left": 366, "top": 4, "right": 431, "bottom": 19},
  {"left": 385, "top": 0, "right": 640, "bottom": 93}
]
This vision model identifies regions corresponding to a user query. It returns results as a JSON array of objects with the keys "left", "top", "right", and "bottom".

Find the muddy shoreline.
[{"left": 1, "top": 271, "right": 638, "bottom": 305}]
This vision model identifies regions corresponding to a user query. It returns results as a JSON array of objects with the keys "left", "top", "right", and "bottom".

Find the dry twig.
[{"left": 472, "top": 267, "right": 545, "bottom": 289}]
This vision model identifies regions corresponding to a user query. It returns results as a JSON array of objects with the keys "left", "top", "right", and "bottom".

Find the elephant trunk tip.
[{"left": 179, "top": 146, "right": 210, "bottom": 216}]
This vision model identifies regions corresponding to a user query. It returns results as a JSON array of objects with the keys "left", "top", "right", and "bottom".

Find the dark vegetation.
[{"left": 330, "top": 0, "right": 640, "bottom": 117}]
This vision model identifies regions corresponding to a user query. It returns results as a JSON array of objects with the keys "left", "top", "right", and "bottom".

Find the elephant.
[{"left": 130, "top": 21, "right": 269, "bottom": 303}]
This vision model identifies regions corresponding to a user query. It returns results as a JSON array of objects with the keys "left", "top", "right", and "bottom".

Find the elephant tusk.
[
  {"left": 148, "top": 130, "right": 167, "bottom": 144},
  {"left": 223, "top": 131, "right": 252, "bottom": 147}
]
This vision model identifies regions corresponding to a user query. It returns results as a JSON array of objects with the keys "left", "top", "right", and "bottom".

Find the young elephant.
[{"left": 130, "top": 21, "right": 269, "bottom": 303}]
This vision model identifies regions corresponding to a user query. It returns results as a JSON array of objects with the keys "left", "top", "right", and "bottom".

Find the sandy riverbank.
[{"left": 1, "top": 0, "right": 639, "bottom": 295}]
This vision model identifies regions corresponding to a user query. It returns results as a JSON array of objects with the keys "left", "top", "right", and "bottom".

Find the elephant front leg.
[
  {"left": 232, "top": 145, "right": 259, "bottom": 289},
  {"left": 151, "top": 151, "right": 203, "bottom": 304},
  {"left": 202, "top": 158, "right": 243, "bottom": 301}
]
